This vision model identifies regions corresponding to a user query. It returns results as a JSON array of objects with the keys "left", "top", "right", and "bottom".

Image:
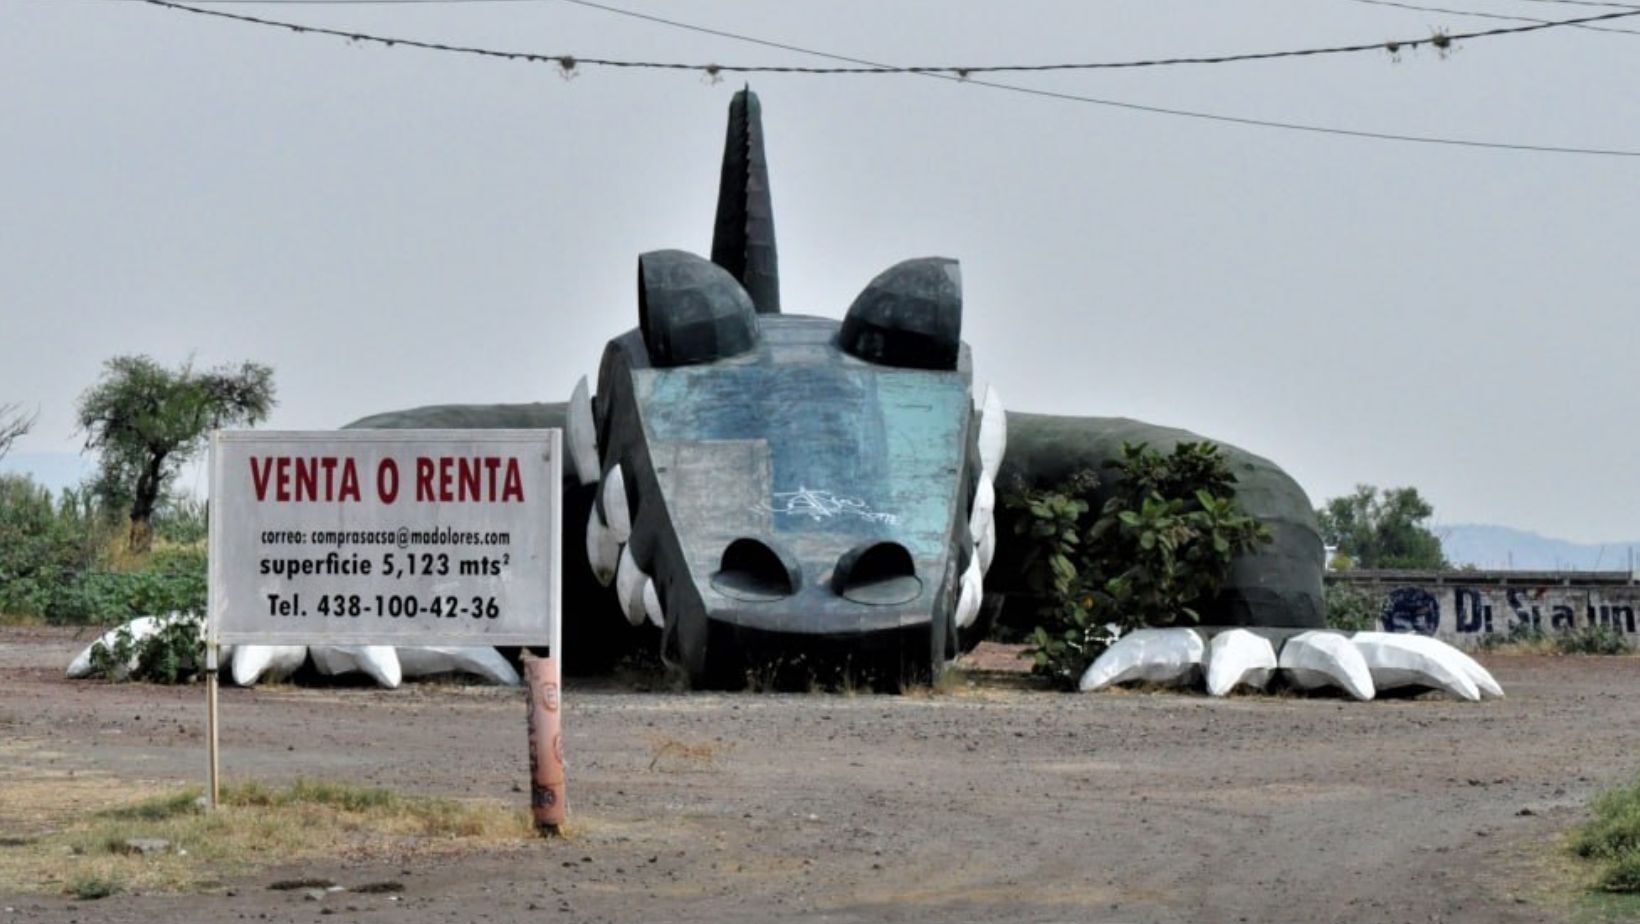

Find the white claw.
[
  {"left": 1205, "top": 628, "right": 1278, "bottom": 697},
  {"left": 615, "top": 546, "right": 650, "bottom": 627},
  {"left": 396, "top": 646, "right": 520, "bottom": 686},
  {"left": 585, "top": 505, "right": 620, "bottom": 587},
  {"left": 968, "top": 474, "right": 995, "bottom": 540},
  {"left": 643, "top": 579, "right": 664, "bottom": 629},
  {"left": 310, "top": 645, "right": 401, "bottom": 689},
  {"left": 566, "top": 375, "right": 601, "bottom": 487},
  {"left": 600, "top": 464, "right": 632, "bottom": 544},
  {"left": 231, "top": 645, "right": 306, "bottom": 687},
  {"left": 954, "top": 555, "right": 983, "bottom": 629},
  {"left": 1353, "top": 632, "right": 1489, "bottom": 701},
  {"left": 976, "top": 517, "right": 996, "bottom": 575},
  {"left": 1078, "top": 627, "right": 1204, "bottom": 692},
  {"left": 1279, "top": 631, "right": 1374, "bottom": 701},
  {"left": 976, "top": 385, "right": 1007, "bottom": 482}
]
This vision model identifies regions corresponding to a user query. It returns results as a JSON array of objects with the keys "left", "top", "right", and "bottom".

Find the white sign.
[{"left": 208, "top": 430, "right": 561, "bottom": 649}]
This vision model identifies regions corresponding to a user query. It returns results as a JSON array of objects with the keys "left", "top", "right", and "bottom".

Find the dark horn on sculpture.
[{"left": 710, "top": 87, "right": 780, "bottom": 315}]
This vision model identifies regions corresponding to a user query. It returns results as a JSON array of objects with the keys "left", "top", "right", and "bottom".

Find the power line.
[
  {"left": 126, "top": 0, "right": 1640, "bottom": 157},
  {"left": 559, "top": 0, "right": 1640, "bottom": 158},
  {"left": 1344, "top": 0, "right": 1640, "bottom": 34},
  {"left": 135, "top": 0, "right": 1640, "bottom": 75}
]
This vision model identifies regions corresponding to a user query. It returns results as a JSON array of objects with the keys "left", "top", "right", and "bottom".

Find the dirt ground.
[{"left": 2, "top": 626, "right": 1636, "bottom": 924}]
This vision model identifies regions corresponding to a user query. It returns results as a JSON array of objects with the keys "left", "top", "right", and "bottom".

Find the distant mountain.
[{"left": 1439, "top": 523, "right": 1640, "bottom": 572}]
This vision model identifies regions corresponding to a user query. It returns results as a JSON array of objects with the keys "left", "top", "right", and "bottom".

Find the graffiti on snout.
[{"left": 1382, "top": 587, "right": 1441, "bottom": 635}]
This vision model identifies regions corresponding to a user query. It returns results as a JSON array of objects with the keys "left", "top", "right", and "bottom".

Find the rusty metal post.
[{"left": 524, "top": 653, "right": 566, "bottom": 832}]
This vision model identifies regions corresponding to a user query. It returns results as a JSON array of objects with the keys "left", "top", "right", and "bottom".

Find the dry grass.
[
  {"left": 0, "top": 778, "right": 534, "bottom": 898},
  {"left": 646, "top": 735, "right": 728, "bottom": 772}
]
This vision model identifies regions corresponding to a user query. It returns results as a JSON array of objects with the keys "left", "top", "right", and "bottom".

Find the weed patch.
[{"left": 0, "top": 779, "right": 533, "bottom": 897}]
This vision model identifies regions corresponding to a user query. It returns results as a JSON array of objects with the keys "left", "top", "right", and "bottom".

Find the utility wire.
[
  {"left": 558, "top": 0, "right": 1640, "bottom": 157},
  {"left": 129, "top": 0, "right": 1640, "bottom": 157},
  {"left": 136, "top": 0, "right": 1640, "bottom": 75},
  {"left": 1344, "top": 0, "right": 1640, "bottom": 34}
]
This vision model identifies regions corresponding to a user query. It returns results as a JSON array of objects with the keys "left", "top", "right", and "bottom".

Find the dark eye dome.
[
  {"left": 838, "top": 257, "right": 962, "bottom": 370},
  {"left": 638, "top": 249, "right": 761, "bottom": 367}
]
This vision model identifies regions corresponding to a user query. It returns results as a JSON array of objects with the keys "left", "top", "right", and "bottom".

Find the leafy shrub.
[
  {"left": 1572, "top": 773, "right": 1640, "bottom": 892},
  {"left": 1324, "top": 583, "right": 1383, "bottom": 632},
  {"left": 1557, "top": 624, "right": 1630, "bottom": 656},
  {"left": 1008, "top": 442, "right": 1271, "bottom": 688},
  {"left": 87, "top": 614, "right": 204, "bottom": 684},
  {"left": 151, "top": 493, "right": 208, "bottom": 545},
  {"left": 1478, "top": 620, "right": 1548, "bottom": 651}
]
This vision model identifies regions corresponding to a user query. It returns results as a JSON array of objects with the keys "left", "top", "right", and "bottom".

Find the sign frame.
[{"left": 207, "top": 428, "right": 562, "bottom": 654}]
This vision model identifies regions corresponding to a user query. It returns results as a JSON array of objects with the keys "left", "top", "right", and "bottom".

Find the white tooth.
[
  {"left": 566, "top": 375, "right": 601, "bottom": 487},
  {"left": 600, "top": 464, "right": 632, "bottom": 544},
  {"left": 615, "top": 546, "right": 650, "bottom": 627},
  {"left": 1279, "top": 631, "right": 1374, "bottom": 701},
  {"left": 585, "top": 505, "right": 619, "bottom": 586},
  {"left": 954, "top": 556, "right": 983, "bottom": 629},
  {"left": 1352, "top": 632, "right": 1484, "bottom": 702},
  {"left": 976, "top": 517, "right": 997, "bottom": 575},
  {"left": 1205, "top": 629, "right": 1277, "bottom": 697},
  {"left": 1077, "top": 627, "right": 1204, "bottom": 692},
  {"left": 231, "top": 645, "right": 307, "bottom": 687},
  {"left": 643, "top": 579, "right": 664, "bottom": 629},
  {"left": 968, "top": 474, "right": 994, "bottom": 543},
  {"left": 976, "top": 385, "right": 1007, "bottom": 482}
]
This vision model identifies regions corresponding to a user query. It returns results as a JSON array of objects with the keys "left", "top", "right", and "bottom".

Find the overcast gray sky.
[{"left": 3, "top": 0, "right": 1638, "bottom": 542}]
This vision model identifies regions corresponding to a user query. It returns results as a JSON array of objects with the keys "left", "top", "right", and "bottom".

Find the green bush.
[
  {"left": 1572, "top": 773, "right": 1640, "bottom": 892},
  {"left": 87, "top": 614, "right": 204, "bottom": 684},
  {"left": 0, "top": 474, "right": 207, "bottom": 625},
  {"left": 1557, "top": 624, "right": 1630, "bottom": 656},
  {"left": 1008, "top": 442, "right": 1271, "bottom": 688},
  {"left": 1324, "top": 583, "right": 1383, "bottom": 632}
]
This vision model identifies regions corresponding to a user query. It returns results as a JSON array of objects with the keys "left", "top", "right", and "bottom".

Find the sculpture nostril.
[
  {"left": 833, "top": 541, "right": 922, "bottom": 606},
  {"left": 711, "top": 538, "right": 800, "bottom": 601}
]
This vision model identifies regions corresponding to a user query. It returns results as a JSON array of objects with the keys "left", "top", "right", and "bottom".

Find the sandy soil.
[{"left": 1, "top": 626, "right": 1636, "bottom": 923}]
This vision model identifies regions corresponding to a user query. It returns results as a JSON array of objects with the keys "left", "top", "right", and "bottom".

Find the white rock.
[
  {"left": 397, "top": 646, "right": 520, "bottom": 686},
  {"left": 230, "top": 645, "right": 306, "bottom": 687},
  {"left": 310, "top": 645, "right": 401, "bottom": 689},
  {"left": 565, "top": 375, "right": 601, "bottom": 487},
  {"left": 1205, "top": 628, "right": 1278, "bottom": 697},
  {"left": 1078, "top": 627, "right": 1204, "bottom": 692},
  {"left": 1353, "top": 632, "right": 1495, "bottom": 701},
  {"left": 1279, "top": 631, "right": 1375, "bottom": 701}
]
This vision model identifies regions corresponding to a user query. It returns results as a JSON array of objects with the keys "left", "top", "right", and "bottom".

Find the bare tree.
[{"left": 0, "top": 403, "right": 36, "bottom": 463}]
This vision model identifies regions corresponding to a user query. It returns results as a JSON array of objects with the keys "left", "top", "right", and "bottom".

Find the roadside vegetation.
[
  {"left": 0, "top": 779, "right": 533, "bottom": 898},
  {"left": 1572, "top": 773, "right": 1640, "bottom": 894},
  {"left": 1004, "top": 441, "right": 1271, "bottom": 688}
]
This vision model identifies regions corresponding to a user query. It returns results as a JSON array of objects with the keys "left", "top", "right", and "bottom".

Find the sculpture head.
[{"left": 568, "top": 90, "right": 1000, "bottom": 685}]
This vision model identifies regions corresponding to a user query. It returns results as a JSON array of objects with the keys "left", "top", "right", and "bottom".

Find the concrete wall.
[{"left": 1328, "top": 571, "right": 1640, "bottom": 650}]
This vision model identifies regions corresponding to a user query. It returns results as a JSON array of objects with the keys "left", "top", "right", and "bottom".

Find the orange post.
[{"left": 524, "top": 654, "right": 566, "bottom": 832}]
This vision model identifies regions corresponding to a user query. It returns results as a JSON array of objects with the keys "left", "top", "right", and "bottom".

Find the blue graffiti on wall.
[{"left": 1382, "top": 587, "right": 1440, "bottom": 636}]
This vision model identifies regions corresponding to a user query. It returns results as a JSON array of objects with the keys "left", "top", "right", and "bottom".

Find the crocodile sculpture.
[{"left": 69, "top": 89, "right": 1497, "bottom": 699}]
